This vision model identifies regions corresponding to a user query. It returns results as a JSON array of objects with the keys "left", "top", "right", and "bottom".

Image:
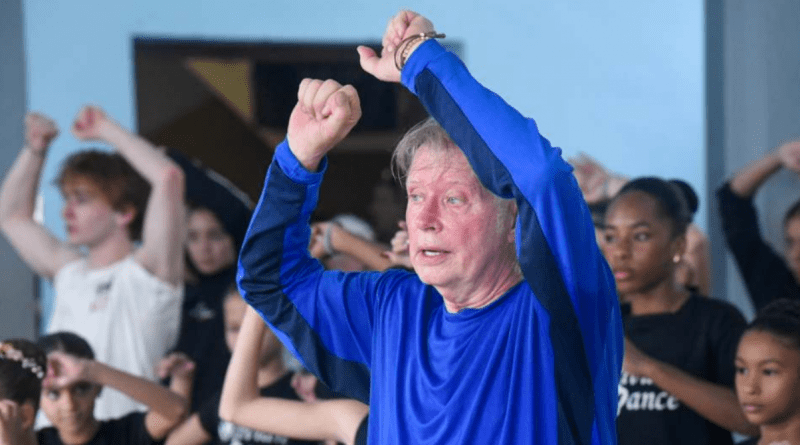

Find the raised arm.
[
  {"left": 219, "top": 307, "right": 367, "bottom": 444},
  {"left": 0, "top": 113, "right": 80, "bottom": 278},
  {"left": 238, "top": 79, "right": 376, "bottom": 402},
  {"left": 45, "top": 351, "right": 188, "bottom": 440},
  {"left": 729, "top": 139, "right": 800, "bottom": 198},
  {"left": 717, "top": 140, "right": 800, "bottom": 309},
  {"left": 71, "top": 106, "right": 185, "bottom": 285}
]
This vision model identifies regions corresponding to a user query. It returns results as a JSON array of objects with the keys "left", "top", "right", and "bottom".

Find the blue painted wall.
[{"left": 22, "top": 0, "right": 703, "bottom": 327}]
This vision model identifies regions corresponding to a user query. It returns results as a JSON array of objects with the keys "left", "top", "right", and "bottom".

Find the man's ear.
[
  {"left": 506, "top": 201, "right": 518, "bottom": 243},
  {"left": 115, "top": 204, "right": 136, "bottom": 228}
]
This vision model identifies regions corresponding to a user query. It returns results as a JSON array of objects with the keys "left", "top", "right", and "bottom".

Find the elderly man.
[{"left": 238, "top": 11, "right": 623, "bottom": 445}]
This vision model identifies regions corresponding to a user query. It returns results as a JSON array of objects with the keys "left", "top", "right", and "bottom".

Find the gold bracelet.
[{"left": 394, "top": 31, "right": 446, "bottom": 71}]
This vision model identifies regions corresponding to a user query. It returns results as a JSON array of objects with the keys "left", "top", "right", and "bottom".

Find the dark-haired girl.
[
  {"left": 603, "top": 177, "right": 757, "bottom": 444},
  {"left": 0, "top": 339, "right": 46, "bottom": 445},
  {"left": 571, "top": 153, "right": 712, "bottom": 296},
  {"left": 735, "top": 299, "right": 800, "bottom": 445},
  {"left": 164, "top": 149, "right": 253, "bottom": 411},
  {"left": 36, "top": 332, "right": 189, "bottom": 445},
  {"left": 718, "top": 139, "right": 800, "bottom": 310}
]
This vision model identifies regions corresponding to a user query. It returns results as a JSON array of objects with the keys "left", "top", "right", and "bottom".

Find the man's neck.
[
  {"left": 86, "top": 232, "right": 134, "bottom": 269},
  {"left": 441, "top": 258, "right": 523, "bottom": 313}
]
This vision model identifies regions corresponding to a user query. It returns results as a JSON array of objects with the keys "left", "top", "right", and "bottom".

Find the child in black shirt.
[
  {"left": 735, "top": 299, "right": 800, "bottom": 445},
  {"left": 36, "top": 332, "right": 188, "bottom": 445}
]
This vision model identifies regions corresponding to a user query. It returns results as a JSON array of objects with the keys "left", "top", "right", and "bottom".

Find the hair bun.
[{"left": 669, "top": 179, "right": 699, "bottom": 216}]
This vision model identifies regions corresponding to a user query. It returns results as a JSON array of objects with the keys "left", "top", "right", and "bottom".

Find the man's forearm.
[
  {"left": 0, "top": 148, "right": 46, "bottom": 228},
  {"left": 98, "top": 119, "right": 182, "bottom": 186}
]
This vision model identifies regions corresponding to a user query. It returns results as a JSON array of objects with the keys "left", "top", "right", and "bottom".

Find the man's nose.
[
  {"left": 414, "top": 198, "right": 442, "bottom": 232},
  {"left": 62, "top": 202, "right": 75, "bottom": 220}
]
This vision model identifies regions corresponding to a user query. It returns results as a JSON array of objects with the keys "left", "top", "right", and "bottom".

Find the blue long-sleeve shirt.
[{"left": 238, "top": 40, "right": 623, "bottom": 445}]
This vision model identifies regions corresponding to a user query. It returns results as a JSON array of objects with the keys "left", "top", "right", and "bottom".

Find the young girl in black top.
[
  {"left": 736, "top": 299, "right": 800, "bottom": 445},
  {"left": 36, "top": 332, "right": 189, "bottom": 445},
  {"left": 603, "top": 177, "right": 756, "bottom": 444},
  {"left": 0, "top": 338, "right": 46, "bottom": 445}
]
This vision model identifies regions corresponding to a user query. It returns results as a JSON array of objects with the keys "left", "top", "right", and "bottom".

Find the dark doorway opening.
[{"left": 134, "top": 38, "right": 441, "bottom": 241}]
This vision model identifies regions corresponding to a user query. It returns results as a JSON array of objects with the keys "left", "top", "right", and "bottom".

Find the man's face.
[
  {"left": 405, "top": 145, "right": 516, "bottom": 310},
  {"left": 60, "top": 177, "right": 124, "bottom": 247}
]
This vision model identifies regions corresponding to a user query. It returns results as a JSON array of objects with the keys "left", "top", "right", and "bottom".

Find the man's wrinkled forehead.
[{"left": 406, "top": 144, "right": 481, "bottom": 187}]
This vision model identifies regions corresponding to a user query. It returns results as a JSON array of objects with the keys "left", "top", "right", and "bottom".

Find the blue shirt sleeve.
[{"left": 237, "top": 141, "right": 378, "bottom": 403}]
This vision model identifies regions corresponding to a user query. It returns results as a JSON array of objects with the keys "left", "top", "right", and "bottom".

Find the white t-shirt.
[{"left": 48, "top": 255, "right": 182, "bottom": 420}]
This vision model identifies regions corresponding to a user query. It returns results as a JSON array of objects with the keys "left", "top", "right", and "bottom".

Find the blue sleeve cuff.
[
  {"left": 274, "top": 139, "right": 328, "bottom": 185},
  {"left": 401, "top": 39, "right": 449, "bottom": 95}
]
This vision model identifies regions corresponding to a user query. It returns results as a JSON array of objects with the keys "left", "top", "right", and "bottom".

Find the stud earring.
[{"left": 673, "top": 254, "right": 681, "bottom": 264}]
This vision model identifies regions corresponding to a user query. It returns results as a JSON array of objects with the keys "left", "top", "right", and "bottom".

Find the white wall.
[{"left": 23, "top": 0, "right": 703, "bottom": 326}]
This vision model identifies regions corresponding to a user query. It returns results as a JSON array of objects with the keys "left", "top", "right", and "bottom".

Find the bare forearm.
[
  {"left": 645, "top": 360, "right": 757, "bottom": 435},
  {"left": 87, "top": 361, "right": 187, "bottom": 421},
  {"left": 332, "top": 228, "right": 391, "bottom": 271},
  {"left": 97, "top": 119, "right": 182, "bottom": 186},
  {"left": 729, "top": 152, "right": 781, "bottom": 199},
  {"left": 219, "top": 307, "right": 266, "bottom": 420},
  {"left": 0, "top": 148, "right": 45, "bottom": 226}
]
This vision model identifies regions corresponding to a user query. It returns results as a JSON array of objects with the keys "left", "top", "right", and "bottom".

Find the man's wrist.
[
  {"left": 394, "top": 32, "right": 445, "bottom": 71},
  {"left": 25, "top": 146, "right": 47, "bottom": 158}
]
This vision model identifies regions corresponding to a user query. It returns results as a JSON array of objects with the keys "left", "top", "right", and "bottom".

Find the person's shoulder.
[
  {"left": 126, "top": 252, "right": 182, "bottom": 292},
  {"left": 53, "top": 256, "right": 88, "bottom": 279},
  {"left": 685, "top": 294, "right": 747, "bottom": 326}
]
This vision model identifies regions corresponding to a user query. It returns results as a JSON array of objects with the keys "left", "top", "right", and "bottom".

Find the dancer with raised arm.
[
  {"left": 237, "top": 11, "right": 622, "bottom": 444},
  {"left": 0, "top": 108, "right": 184, "bottom": 419}
]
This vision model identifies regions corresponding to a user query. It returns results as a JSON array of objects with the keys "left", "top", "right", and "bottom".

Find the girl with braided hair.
[
  {"left": 0, "top": 338, "right": 46, "bottom": 445},
  {"left": 736, "top": 299, "right": 800, "bottom": 445}
]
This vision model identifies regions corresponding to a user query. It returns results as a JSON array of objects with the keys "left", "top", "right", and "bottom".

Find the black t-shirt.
[
  {"left": 197, "top": 372, "right": 319, "bottom": 445},
  {"left": 174, "top": 267, "right": 234, "bottom": 411},
  {"left": 36, "top": 412, "right": 161, "bottom": 445},
  {"left": 717, "top": 182, "right": 800, "bottom": 310},
  {"left": 617, "top": 295, "right": 747, "bottom": 445}
]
